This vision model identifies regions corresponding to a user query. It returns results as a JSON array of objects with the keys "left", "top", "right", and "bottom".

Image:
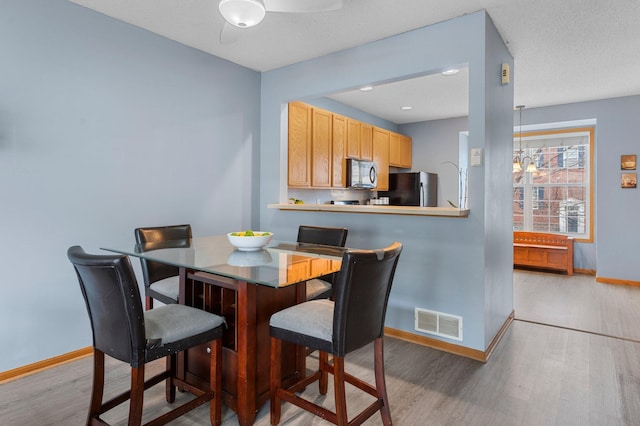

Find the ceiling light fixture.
[
  {"left": 401, "top": 106, "right": 413, "bottom": 111},
  {"left": 219, "top": 0, "right": 266, "bottom": 28},
  {"left": 513, "top": 105, "right": 537, "bottom": 173},
  {"left": 441, "top": 68, "right": 460, "bottom": 76},
  {"left": 359, "top": 85, "right": 373, "bottom": 92}
]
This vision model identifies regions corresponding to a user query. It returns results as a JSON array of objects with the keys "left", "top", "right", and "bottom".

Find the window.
[{"left": 513, "top": 127, "right": 594, "bottom": 241}]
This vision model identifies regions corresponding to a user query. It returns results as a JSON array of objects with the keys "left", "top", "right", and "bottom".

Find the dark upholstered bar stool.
[
  {"left": 135, "top": 224, "right": 192, "bottom": 309},
  {"left": 269, "top": 242, "right": 403, "bottom": 426},
  {"left": 297, "top": 225, "right": 348, "bottom": 300},
  {"left": 67, "top": 246, "right": 225, "bottom": 426}
]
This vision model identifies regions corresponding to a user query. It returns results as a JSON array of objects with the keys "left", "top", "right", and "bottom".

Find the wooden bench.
[{"left": 513, "top": 231, "right": 574, "bottom": 275}]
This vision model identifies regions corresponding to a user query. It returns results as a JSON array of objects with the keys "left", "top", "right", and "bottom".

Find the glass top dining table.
[
  {"left": 101, "top": 234, "right": 346, "bottom": 425},
  {"left": 101, "top": 235, "right": 344, "bottom": 288}
]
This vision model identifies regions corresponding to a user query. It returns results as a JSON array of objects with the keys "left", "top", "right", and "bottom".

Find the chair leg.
[
  {"left": 88, "top": 349, "right": 105, "bottom": 425},
  {"left": 333, "top": 356, "right": 348, "bottom": 426},
  {"left": 270, "top": 336, "right": 282, "bottom": 425},
  {"left": 166, "top": 354, "right": 176, "bottom": 403},
  {"left": 145, "top": 296, "right": 153, "bottom": 310},
  {"left": 318, "top": 351, "right": 329, "bottom": 395},
  {"left": 210, "top": 339, "right": 223, "bottom": 426},
  {"left": 128, "top": 366, "right": 145, "bottom": 426},
  {"left": 270, "top": 343, "right": 388, "bottom": 426},
  {"left": 374, "top": 338, "right": 392, "bottom": 426}
]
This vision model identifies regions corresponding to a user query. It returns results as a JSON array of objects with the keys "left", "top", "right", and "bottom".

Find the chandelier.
[{"left": 513, "top": 105, "right": 537, "bottom": 173}]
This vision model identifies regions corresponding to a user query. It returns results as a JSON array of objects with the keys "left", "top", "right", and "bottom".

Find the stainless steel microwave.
[{"left": 347, "top": 159, "right": 377, "bottom": 189}]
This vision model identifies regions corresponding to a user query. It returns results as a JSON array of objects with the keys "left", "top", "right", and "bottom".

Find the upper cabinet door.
[
  {"left": 360, "top": 123, "right": 373, "bottom": 161},
  {"left": 288, "top": 102, "right": 312, "bottom": 187},
  {"left": 332, "top": 114, "right": 347, "bottom": 187},
  {"left": 372, "top": 127, "right": 390, "bottom": 191},
  {"left": 400, "top": 134, "right": 412, "bottom": 168},
  {"left": 389, "top": 132, "right": 402, "bottom": 166},
  {"left": 311, "top": 108, "right": 332, "bottom": 187},
  {"left": 346, "top": 119, "right": 361, "bottom": 159},
  {"left": 389, "top": 131, "right": 412, "bottom": 168}
]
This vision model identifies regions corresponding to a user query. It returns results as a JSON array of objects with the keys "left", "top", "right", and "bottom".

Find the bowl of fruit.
[{"left": 227, "top": 230, "right": 273, "bottom": 251}]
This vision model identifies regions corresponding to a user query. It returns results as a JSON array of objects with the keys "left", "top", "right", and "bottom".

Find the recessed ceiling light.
[
  {"left": 401, "top": 106, "right": 413, "bottom": 111},
  {"left": 442, "top": 68, "right": 460, "bottom": 76},
  {"left": 359, "top": 85, "right": 373, "bottom": 92}
]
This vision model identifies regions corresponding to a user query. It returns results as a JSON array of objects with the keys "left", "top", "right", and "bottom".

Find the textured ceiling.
[{"left": 68, "top": 0, "right": 640, "bottom": 123}]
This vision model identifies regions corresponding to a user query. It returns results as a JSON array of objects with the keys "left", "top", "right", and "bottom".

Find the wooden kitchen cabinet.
[
  {"left": 372, "top": 127, "right": 390, "bottom": 191},
  {"left": 346, "top": 119, "right": 361, "bottom": 159},
  {"left": 389, "top": 132, "right": 402, "bottom": 166},
  {"left": 288, "top": 102, "right": 312, "bottom": 187},
  {"left": 288, "top": 101, "right": 410, "bottom": 189},
  {"left": 311, "top": 108, "right": 332, "bottom": 187},
  {"left": 389, "top": 132, "right": 412, "bottom": 168},
  {"left": 360, "top": 123, "right": 373, "bottom": 161},
  {"left": 400, "top": 134, "right": 412, "bottom": 167},
  {"left": 332, "top": 114, "right": 347, "bottom": 187}
]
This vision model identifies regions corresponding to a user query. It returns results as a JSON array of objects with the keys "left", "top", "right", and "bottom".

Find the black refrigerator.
[{"left": 379, "top": 172, "right": 438, "bottom": 207}]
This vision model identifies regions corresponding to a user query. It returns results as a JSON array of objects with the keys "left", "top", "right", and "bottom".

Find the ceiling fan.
[{"left": 218, "top": 0, "right": 344, "bottom": 43}]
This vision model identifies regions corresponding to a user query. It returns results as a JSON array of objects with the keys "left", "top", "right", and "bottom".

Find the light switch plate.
[
  {"left": 470, "top": 148, "right": 482, "bottom": 166},
  {"left": 501, "top": 63, "right": 510, "bottom": 85}
]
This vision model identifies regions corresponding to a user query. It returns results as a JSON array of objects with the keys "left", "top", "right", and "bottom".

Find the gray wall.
[
  {"left": 260, "top": 11, "right": 514, "bottom": 352},
  {"left": 400, "top": 117, "right": 469, "bottom": 207},
  {"left": 0, "top": 0, "right": 260, "bottom": 371}
]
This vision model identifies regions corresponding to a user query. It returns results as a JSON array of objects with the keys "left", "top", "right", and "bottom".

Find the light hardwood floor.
[
  {"left": 2, "top": 271, "right": 639, "bottom": 425},
  {"left": 514, "top": 269, "right": 640, "bottom": 342}
]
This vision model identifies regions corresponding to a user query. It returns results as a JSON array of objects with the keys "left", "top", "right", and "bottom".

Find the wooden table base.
[{"left": 178, "top": 269, "right": 306, "bottom": 426}]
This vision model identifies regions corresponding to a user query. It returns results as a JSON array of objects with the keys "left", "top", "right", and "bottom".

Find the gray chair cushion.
[
  {"left": 269, "top": 299, "right": 334, "bottom": 342},
  {"left": 145, "top": 304, "right": 226, "bottom": 344},
  {"left": 149, "top": 276, "right": 179, "bottom": 301},
  {"left": 306, "top": 278, "right": 332, "bottom": 300}
]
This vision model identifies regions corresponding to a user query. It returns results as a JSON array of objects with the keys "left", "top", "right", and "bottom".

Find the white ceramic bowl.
[{"left": 227, "top": 231, "right": 273, "bottom": 251}]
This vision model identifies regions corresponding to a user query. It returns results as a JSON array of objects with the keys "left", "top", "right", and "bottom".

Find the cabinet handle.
[{"left": 206, "top": 346, "right": 211, "bottom": 354}]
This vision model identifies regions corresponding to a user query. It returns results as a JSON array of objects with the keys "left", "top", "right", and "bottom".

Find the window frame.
[{"left": 513, "top": 127, "right": 594, "bottom": 243}]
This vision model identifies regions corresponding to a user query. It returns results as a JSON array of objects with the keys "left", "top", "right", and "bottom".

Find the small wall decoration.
[
  {"left": 621, "top": 173, "right": 637, "bottom": 188},
  {"left": 621, "top": 154, "right": 636, "bottom": 170}
]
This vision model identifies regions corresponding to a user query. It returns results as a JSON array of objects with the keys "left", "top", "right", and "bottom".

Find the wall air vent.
[{"left": 415, "top": 308, "right": 463, "bottom": 341}]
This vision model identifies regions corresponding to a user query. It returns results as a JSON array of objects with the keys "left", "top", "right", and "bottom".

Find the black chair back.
[
  {"left": 297, "top": 225, "right": 348, "bottom": 247},
  {"left": 134, "top": 224, "right": 192, "bottom": 289},
  {"left": 67, "top": 246, "right": 145, "bottom": 367},
  {"left": 332, "top": 242, "right": 402, "bottom": 356}
]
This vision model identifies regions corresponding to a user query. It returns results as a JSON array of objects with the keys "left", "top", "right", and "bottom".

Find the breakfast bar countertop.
[{"left": 268, "top": 203, "right": 469, "bottom": 217}]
